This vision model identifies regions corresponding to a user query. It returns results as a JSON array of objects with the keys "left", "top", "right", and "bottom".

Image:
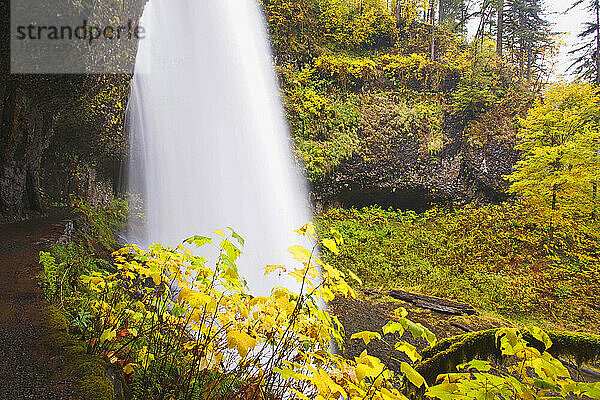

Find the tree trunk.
[
  {"left": 595, "top": 1, "right": 599, "bottom": 219},
  {"left": 430, "top": 0, "right": 436, "bottom": 60},
  {"left": 497, "top": 0, "right": 504, "bottom": 57},
  {"left": 395, "top": 0, "right": 402, "bottom": 27},
  {"left": 596, "top": 0, "right": 600, "bottom": 84}
]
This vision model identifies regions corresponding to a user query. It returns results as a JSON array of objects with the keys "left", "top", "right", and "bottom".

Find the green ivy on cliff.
[{"left": 262, "top": 0, "right": 529, "bottom": 181}]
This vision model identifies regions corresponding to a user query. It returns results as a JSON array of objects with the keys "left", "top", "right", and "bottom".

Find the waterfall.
[{"left": 127, "top": 0, "right": 313, "bottom": 295}]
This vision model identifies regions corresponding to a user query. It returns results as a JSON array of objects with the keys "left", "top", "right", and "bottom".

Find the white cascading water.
[{"left": 127, "top": 0, "right": 313, "bottom": 295}]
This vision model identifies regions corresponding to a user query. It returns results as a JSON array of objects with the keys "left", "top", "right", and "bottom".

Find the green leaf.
[
  {"left": 533, "top": 378, "right": 558, "bottom": 390},
  {"left": 184, "top": 235, "right": 212, "bottom": 248},
  {"left": 221, "top": 239, "right": 242, "bottom": 262},
  {"left": 227, "top": 227, "right": 245, "bottom": 246},
  {"left": 99, "top": 329, "right": 117, "bottom": 344}
]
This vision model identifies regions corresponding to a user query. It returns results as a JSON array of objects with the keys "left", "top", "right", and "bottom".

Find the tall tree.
[
  {"left": 438, "top": 0, "right": 468, "bottom": 26},
  {"left": 507, "top": 83, "right": 600, "bottom": 228},
  {"left": 396, "top": 0, "right": 402, "bottom": 26},
  {"left": 497, "top": 0, "right": 504, "bottom": 57},
  {"left": 430, "top": 0, "right": 437, "bottom": 59},
  {"left": 503, "top": 0, "right": 551, "bottom": 83},
  {"left": 568, "top": 0, "right": 600, "bottom": 83}
]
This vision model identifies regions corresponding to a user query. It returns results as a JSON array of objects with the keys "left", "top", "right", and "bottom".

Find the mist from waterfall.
[{"left": 126, "top": 0, "right": 313, "bottom": 295}]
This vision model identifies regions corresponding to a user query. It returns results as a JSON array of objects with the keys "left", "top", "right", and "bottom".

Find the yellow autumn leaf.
[
  {"left": 150, "top": 272, "right": 162, "bottom": 285},
  {"left": 198, "top": 350, "right": 223, "bottom": 371},
  {"left": 265, "top": 264, "right": 286, "bottom": 275},
  {"left": 227, "top": 331, "right": 257, "bottom": 358},
  {"left": 288, "top": 245, "right": 312, "bottom": 261},
  {"left": 355, "top": 350, "right": 386, "bottom": 382},
  {"left": 294, "top": 223, "right": 316, "bottom": 237},
  {"left": 322, "top": 238, "right": 339, "bottom": 255},
  {"left": 318, "top": 287, "right": 335, "bottom": 302},
  {"left": 382, "top": 321, "right": 405, "bottom": 336},
  {"left": 394, "top": 307, "right": 408, "bottom": 318},
  {"left": 401, "top": 362, "right": 426, "bottom": 388},
  {"left": 273, "top": 366, "right": 297, "bottom": 380},
  {"left": 395, "top": 341, "right": 422, "bottom": 362},
  {"left": 214, "top": 229, "right": 225, "bottom": 237},
  {"left": 350, "top": 331, "right": 381, "bottom": 345}
]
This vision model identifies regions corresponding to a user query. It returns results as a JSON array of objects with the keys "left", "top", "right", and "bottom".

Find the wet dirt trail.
[{"left": 0, "top": 213, "right": 74, "bottom": 399}]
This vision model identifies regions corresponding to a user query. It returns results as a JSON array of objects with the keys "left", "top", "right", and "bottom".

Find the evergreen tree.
[
  {"left": 503, "top": 0, "right": 552, "bottom": 83},
  {"left": 568, "top": 0, "right": 600, "bottom": 83},
  {"left": 497, "top": 0, "right": 504, "bottom": 57},
  {"left": 438, "top": 0, "right": 468, "bottom": 27}
]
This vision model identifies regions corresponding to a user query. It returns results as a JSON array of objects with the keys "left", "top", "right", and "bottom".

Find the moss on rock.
[
  {"left": 65, "top": 351, "right": 113, "bottom": 400},
  {"left": 64, "top": 343, "right": 87, "bottom": 357},
  {"left": 38, "top": 305, "right": 114, "bottom": 400},
  {"left": 40, "top": 306, "right": 69, "bottom": 332},
  {"left": 42, "top": 330, "right": 76, "bottom": 348},
  {"left": 66, "top": 355, "right": 106, "bottom": 378},
  {"left": 74, "top": 375, "right": 114, "bottom": 400},
  {"left": 416, "top": 328, "right": 600, "bottom": 384}
]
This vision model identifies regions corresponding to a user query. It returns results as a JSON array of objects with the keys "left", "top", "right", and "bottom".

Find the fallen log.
[
  {"left": 559, "top": 357, "right": 600, "bottom": 382},
  {"left": 450, "top": 322, "right": 475, "bottom": 332},
  {"left": 388, "top": 289, "right": 476, "bottom": 315}
]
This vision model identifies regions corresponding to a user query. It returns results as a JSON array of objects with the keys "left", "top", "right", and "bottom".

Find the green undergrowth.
[
  {"left": 73, "top": 197, "right": 129, "bottom": 253},
  {"left": 318, "top": 204, "right": 600, "bottom": 333}
]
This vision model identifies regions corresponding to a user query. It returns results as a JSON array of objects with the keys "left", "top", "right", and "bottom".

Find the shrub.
[
  {"left": 54, "top": 225, "right": 433, "bottom": 399},
  {"left": 286, "top": 87, "right": 360, "bottom": 179},
  {"left": 312, "top": 55, "right": 378, "bottom": 91},
  {"left": 379, "top": 53, "right": 461, "bottom": 92},
  {"left": 74, "top": 197, "right": 128, "bottom": 252}
]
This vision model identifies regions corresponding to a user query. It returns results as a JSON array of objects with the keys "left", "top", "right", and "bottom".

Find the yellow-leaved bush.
[
  {"left": 79, "top": 224, "right": 426, "bottom": 400},
  {"left": 48, "top": 221, "right": 600, "bottom": 399}
]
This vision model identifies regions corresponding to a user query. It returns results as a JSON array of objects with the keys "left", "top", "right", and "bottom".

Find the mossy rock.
[
  {"left": 40, "top": 306, "right": 69, "bottom": 332},
  {"left": 74, "top": 375, "right": 114, "bottom": 400},
  {"left": 70, "top": 360, "right": 106, "bottom": 380},
  {"left": 38, "top": 306, "right": 114, "bottom": 399},
  {"left": 66, "top": 353, "right": 107, "bottom": 376},
  {"left": 43, "top": 331, "right": 76, "bottom": 348},
  {"left": 64, "top": 344, "right": 87, "bottom": 357},
  {"left": 416, "top": 328, "right": 600, "bottom": 384}
]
